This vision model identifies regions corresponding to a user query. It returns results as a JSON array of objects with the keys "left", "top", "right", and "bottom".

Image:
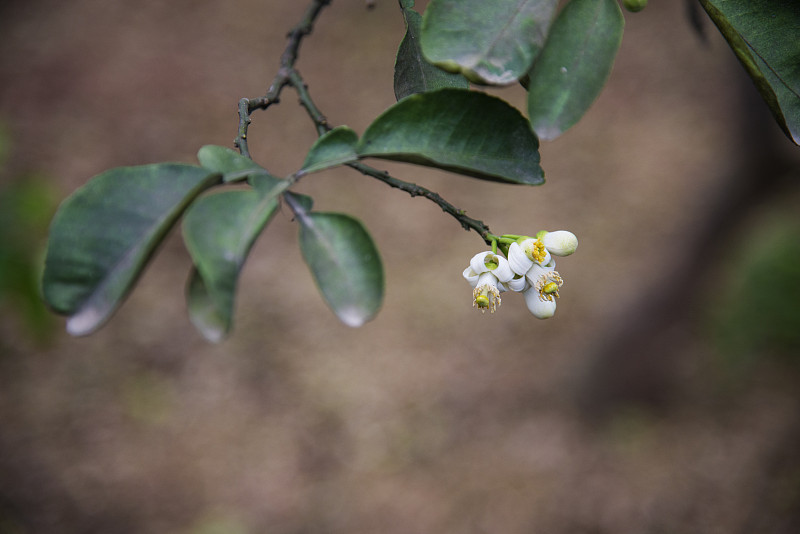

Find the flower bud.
[{"left": 542, "top": 230, "right": 578, "bottom": 257}]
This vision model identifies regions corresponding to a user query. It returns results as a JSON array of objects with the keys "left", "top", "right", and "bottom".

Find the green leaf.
[
  {"left": 182, "top": 189, "right": 280, "bottom": 342},
  {"left": 289, "top": 198, "right": 383, "bottom": 327},
  {"left": 356, "top": 88, "right": 543, "bottom": 185},
  {"left": 197, "top": 145, "right": 268, "bottom": 183},
  {"left": 420, "top": 0, "right": 557, "bottom": 85},
  {"left": 42, "top": 163, "right": 221, "bottom": 335},
  {"left": 284, "top": 191, "right": 314, "bottom": 212},
  {"left": 699, "top": 0, "right": 800, "bottom": 145},
  {"left": 527, "top": 0, "right": 624, "bottom": 141},
  {"left": 394, "top": 6, "right": 469, "bottom": 100},
  {"left": 299, "top": 126, "right": 359, "bottom": 175},
  {"left": 249, "top": 172, "right": 289, "bottom": 198}
]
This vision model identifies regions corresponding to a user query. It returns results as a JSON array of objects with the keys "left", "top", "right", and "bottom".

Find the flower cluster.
[{"left": 462, "top": 230, "right": 578, "bottom": 319}]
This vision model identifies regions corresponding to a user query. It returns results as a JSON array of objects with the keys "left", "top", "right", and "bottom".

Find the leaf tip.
[
  {"left": 66, "top": 306, "right": 106, "bottom": 336},
  {"left": 534, "top": 123, "right": 562, "bottom": 141},
  {"left": 336, "top": 306, "right": 371, "bottom": 328}
]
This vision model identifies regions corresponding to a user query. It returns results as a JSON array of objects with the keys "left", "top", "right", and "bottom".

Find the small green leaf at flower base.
[
  {"left": 42, "top": 163, "right": 221, "bottom": 335},
  {"left": 357, "top": 88, "right": 543, "bottom": 185},
  {"left": 293, "top": 209, "right": 384, "bottom": 327}
]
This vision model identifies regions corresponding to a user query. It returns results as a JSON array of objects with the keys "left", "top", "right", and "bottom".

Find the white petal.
[
  {"left": 507, "top": 242, "right": 533, "bottom": 275},
  {"left": 469, "top": 251, "right": 514, "bottom": 282},
  {"left": 476, "top": 272, "right": 499, "bottom": 290},
  {"left": 462, "top": 266, "right": 480, "bottom": 288},
  {"left": 523, "top": 287, "right": 557, "bottom": 319},
  {"left": 504, "top": 275, "right": 528, "bottom": 292},
  {"left": 492, "top": 256, "right": 514, "bottom": 282},
  {"left": 524, "top": 263, "right": 553, "bottom": 286},
  {"left": 543, "top": 230, "right": 578, "bottom": 256},
  {"left": 469, "top": 251, "right": 493, "bottom": 274}
]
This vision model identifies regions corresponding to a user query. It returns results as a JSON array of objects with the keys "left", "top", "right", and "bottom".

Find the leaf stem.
[{"left": 347, "top": 161, "right": 493, "bottom": 243}]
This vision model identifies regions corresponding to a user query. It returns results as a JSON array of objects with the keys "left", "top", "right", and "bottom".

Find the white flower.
[
  {"left": 541, "top": 230, "right": 578, "bottom": 257},
  {"left": 523, "top": 263, "right": 564, "bottom": 319},
  {"left": 463, "top": 251, "right": 515, "bottom": 313},
  {"left": 518, "top": 237, "right": 552, "bottom": 267},
  {"left": 462, "top": 229, "right": 575, "bottom": 318},
  {"left": 473, "top": 272, "right": 502, "bottom": 313},
  {"left": 468, "top": 251, "right": 514, "bottom": 282}
]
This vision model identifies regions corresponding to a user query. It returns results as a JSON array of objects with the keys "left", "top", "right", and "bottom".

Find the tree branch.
[{"left": 234, "top": 0, "right": 493, "bottom": 243}]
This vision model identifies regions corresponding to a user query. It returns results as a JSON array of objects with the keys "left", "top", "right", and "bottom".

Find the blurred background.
[{"left": 2, "top": 0, "right": 800, "bottom": 532}]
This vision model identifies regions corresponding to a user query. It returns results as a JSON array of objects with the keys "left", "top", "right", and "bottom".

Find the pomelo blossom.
[
  {"left": 462, "top": 229, "right": 577, "bottom": 318},
  {"left": 523, "top": 263, "right": 564, "bottom": 319},
  {"left": 462, "top": 251, "right": 514, "bottom": 313},
  {"left": 540, "top": 230, "right": 578, "bottom": 257}
]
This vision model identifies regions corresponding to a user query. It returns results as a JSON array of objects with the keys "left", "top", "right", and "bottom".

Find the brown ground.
[{"left": 2, "top": 1, "right": 800, "bottom": 533}]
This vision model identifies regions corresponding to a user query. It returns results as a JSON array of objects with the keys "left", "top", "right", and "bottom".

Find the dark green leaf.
[
  {"left": 292, "top": 205, "right": 383, "bottom": 327},
  {"left": 42, "top": 163, "right": 221, "bottom": 335},
  {"left": 356, "top": 88, "right": 543, "bottom": 185},
  {"left": 527, "top": 0, "right": 624, "bottom": 140},
  {"left": 249, "top": 172, "right": 289, "bottom": 198},
  {"left": 300, "top": 126, "right": 359, "bottom": 175},
  {"left": 420, "top": 0, "right": 557, "bottom": 85},
  {"left": 183, "top": 189, "right": 280, "bottom": 342},
  {"left": 394, "top": 6, "right": 469, "bottom": 100},
  {"left": 197, "top": 145, "right": 268, "bottom": 183},
  {"left": 284, "top": 191, "right": 314, "bottom": 212},
  {"left": 185, "top": 269, "right": 225, "bottom": 342},
  {"left": 700, "top": 0, "right": 800, "bottom": 145}
]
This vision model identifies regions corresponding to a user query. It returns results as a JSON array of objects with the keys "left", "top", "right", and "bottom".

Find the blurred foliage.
[
  {"left": 0, "top": 121, "right": 59, "bottom": 344},
  {"left": 711, "top": 212, "right": 800, "bottom": 368}
]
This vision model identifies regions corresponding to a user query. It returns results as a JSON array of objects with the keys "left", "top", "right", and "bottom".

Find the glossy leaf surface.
[
  {"left": 42, "top": 164, "right": 220, "bottom": 335},
  {"left": 394, "top": 5, "right": 468, "bottom": 100},
  {"left": 292, "top": 202, "right": 383, "bottom": 327},
  {"left": 300, "top": 126, "right": 359, "bottom": 175},
  {"left": 700, "top": 0, "right": 800, "bottom": 145},
  {"left": 183, "top": 188, "right": 280, "bottom": 342},
  {"left": 197, "top": 145, "right": 267, "bottom": 183},
  {"left": 357, "top": 88, "right": 543, "bottom": 185},
  {"left": 420, "top": 0, "right": 557, "bottom": 85},
  {"left": 527, "top": 0, "right": 624, "bottom": 140}
]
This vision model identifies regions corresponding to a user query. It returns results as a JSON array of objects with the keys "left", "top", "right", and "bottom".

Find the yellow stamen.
[
  {"left": 525, "top": 239, "right": 547, "bottom": 263},
  {"left": 534, "top": 271, "right": 563, "bottom": 302},
  {"left": 473, "top": 284, "right": 501, "bottom": 313}
]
